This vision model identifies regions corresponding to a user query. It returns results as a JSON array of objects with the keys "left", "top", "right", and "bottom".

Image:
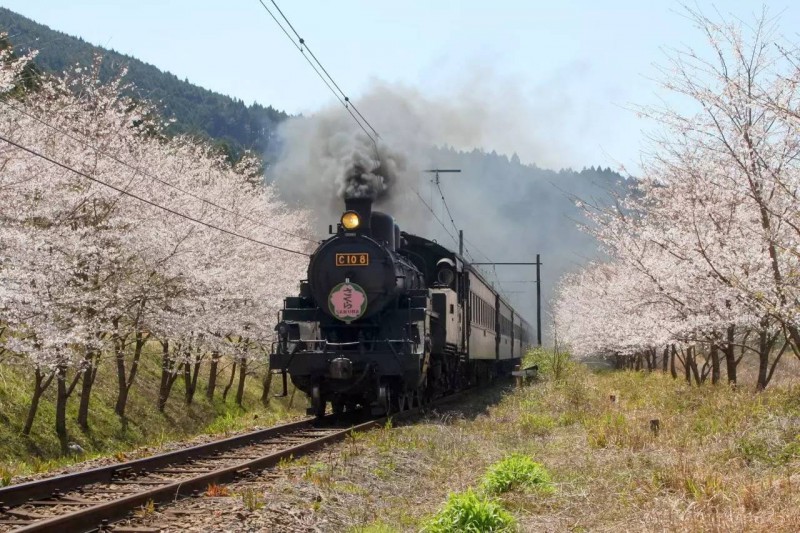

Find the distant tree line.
[{"left": 0, "top": 7, "right": 288, "bottom": 162}]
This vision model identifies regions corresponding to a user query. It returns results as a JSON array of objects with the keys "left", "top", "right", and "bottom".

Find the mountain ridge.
[{"left": 0, "top": 6, "right": 288, "bottom": 158}]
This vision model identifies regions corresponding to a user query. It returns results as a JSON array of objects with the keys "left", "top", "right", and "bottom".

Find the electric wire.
[
  {"left": 255, "top": 0, "right": 490, "bottom": 269},
  {"left": 411, "top": 187, "right": 459, "bottom": 248},
  {"left": 0, "top": 133, "right": 310, "bottom": 257},
  {"left": 266, "top": 0, "right": 381, "bottom": 141},
  {"left": 255, "top": 0, "right": 516, "bottom": 284},
  {"left": 256, "top": 0, "right": 380, "bottom": 153},
  {"left": 435, "top": 181, "right": 462, "bottom": 246},
  {"left": 0, "top": 99, "right": 318, "bottom": 245}
]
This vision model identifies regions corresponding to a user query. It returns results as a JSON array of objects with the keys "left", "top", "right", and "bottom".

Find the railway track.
[
  {"left": 0, "top": 414, "right": 382, "bottom": 533},
  {"left": 0, "top": 386, "right": 483, "bottom": 533}
]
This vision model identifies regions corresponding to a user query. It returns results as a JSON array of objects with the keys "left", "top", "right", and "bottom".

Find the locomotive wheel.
[
  {"left": 377, "top": 384, "right": 391, "bottom": 415},
  {"left": 311, "top": 385, "right": 326, "bottom": 417},
  {"left": 331, "top": 397, "right": 345, "bottom": 416}
]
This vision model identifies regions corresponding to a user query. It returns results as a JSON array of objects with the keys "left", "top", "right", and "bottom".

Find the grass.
[
  {"left": 0, "top": 343, "right": 305, "bottom": 480},
  {"left": 263, "top": 353, "right": 800, "bottom": 531},
  {"left": 238, "top": 487, "right": 265, "bottom": 511},
  {"left": 422, "top": 489, "right": 516, "bottom": 533},
  {"left": 480, "top": 454, "right": 553, "bottom": 495}
]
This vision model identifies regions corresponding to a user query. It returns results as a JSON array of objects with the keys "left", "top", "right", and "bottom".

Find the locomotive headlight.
[{"left": 341, "top": 211, "right": 360, "bottom": 230}]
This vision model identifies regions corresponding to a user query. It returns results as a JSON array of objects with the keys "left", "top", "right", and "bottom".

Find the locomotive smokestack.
[{"left": 344, "top": 197, "right": 372, "bottom": 231}]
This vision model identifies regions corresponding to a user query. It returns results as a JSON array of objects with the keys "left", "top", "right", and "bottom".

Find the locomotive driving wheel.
[
  {"left": 331, "top": 396, "right": 345, "bottom": 416},
  {"left": 377, "top": 383, "right": 392, "bottom": 415},
  {"left": 311, "top": 384, "right": 326, "bottom": 417}
]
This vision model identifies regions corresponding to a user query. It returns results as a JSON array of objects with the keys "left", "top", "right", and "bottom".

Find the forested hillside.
[
  {"left": 0, "top": 7, "right": 288, "bottom": 158},
  {"left": 417, "top": 147, "right": 630, "bottom": 328}
]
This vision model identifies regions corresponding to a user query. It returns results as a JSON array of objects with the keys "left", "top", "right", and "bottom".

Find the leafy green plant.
[
  {"left": 481, "top": 454, "right": 553, "bottom": 494},
  {"left": 423, "top": 489, "right": 515, "bottom": 533},
  {"left": 0, "top": 464, "right": 16, "bottom": 487},
  {"left": 239, "top": 487, "right": 265, "bottom": 511}
]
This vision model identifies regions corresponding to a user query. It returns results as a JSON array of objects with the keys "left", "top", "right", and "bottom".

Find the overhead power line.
[
  {"left": 267, "top": 0, "right": 380, "bottom": 141},
  {"left": 254, "top": 0, "right": 514, "bottom": 283},
  {"left": 411, "top": 187, "right": 459, "bottom": 248},
  {"left": 256, "top": 0, "right": 380, "bottom": 151},
  {"left": 0, "top": 99, "right": 317, "bottom": 245},
  {"left": 0, "top": 134, "right": 310, "bottom": 257}
]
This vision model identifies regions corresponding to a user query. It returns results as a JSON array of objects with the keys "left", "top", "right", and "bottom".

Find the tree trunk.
[
  {"left": 55, "top": 366, "right": 69, "bottom": 455},
  {"left": 158, "top": 340, "right": 179, "bottom": 412},
  {"left": 76, "top": 354, "right": 97, "bottom": 431},
  {"left": 670, "top": 345, "right": 677, "bottom": 379},
  {"left": 235, "top": 358, "right": 247, "bottom": 407},
  {"left": 223, "top": 361, "right": 237, "bottom": 401},
  {"left": 724, "top": 325, "right": 737, "bottom": 386},
  {"left": 206, "top": 351, "right": 220, "bottom": 400},
  {"left": 23, "top": 367, "right": 54, "bottom": 436},
  {"left": 261, "top": 368, "right": 273, "bottom": 406},
  {"left": 183, "top": 361, "right": 193, "bottom": 404},
  {"left": 662, "top": 346, "right": 669, "bottom": 373},
  {"left": 183, "top": 356, "right": 202, "bottom": 405},
  {"left": 687, "top": 347, "right": 701, "bottom": 385},
  {"left": 682, "top": 348, "right": 691, "bottom": 383},
  {"left": 757, "top": 328, "right": 770, "bottom": 391},
  {"left": 710, "top": 344, "right": 720, "bottom": 385},
  {"left": 116, "top": 331, "right": 145, "bottom": 420},
  {"left": 784, "top": 322, "right": 800, "bottom": 362},
  {"left": 764, "top": 341, "right": 788, "bottom": 389},
  {"left": 114, "top": 330, "right": 128, "bottom": 416}
]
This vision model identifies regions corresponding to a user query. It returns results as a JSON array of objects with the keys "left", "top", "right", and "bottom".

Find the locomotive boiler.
[{"left": 270, "top": 195, "right": 533, "bottom": 416}]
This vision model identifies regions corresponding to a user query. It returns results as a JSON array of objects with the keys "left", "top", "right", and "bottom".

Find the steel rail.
[
  {"left": 0, "top": 385, "right": 490, "bottom": 532},
  {"left": 0, "top": 417, "right": 315, "bottom": 510},
  {"left": 9, "top": 418, "right": 382, "bottom": 533}
]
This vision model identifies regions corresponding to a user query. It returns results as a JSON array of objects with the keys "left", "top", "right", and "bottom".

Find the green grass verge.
[{"left": 0, "top": 344, "right": 304, "bottom": 481}]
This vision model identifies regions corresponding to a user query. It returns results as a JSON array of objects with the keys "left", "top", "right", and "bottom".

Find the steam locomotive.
[{"left": 270, "top": 196, "right": 533, "bottom": 416}]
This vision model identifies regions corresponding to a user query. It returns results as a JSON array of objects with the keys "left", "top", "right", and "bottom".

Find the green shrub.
[
  {"left": 423, "top": 489, "right": 515, "bottom": 532},
  {"left": 481, "top": 454, "right": 553, "bottom": 494}
]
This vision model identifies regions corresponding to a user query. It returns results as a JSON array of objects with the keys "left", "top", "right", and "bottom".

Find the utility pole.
[
  {"left": 424, "top": 168, "right": 463, "bottom": 255},
  {"left": 425, "top": 168, "right": 461, "bottom": 186},
  {"left": 536, "top": 254, "right": 542, "bottom": 346}
]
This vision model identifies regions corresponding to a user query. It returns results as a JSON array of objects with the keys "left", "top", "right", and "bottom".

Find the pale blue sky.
[{"left": 1, "top": 1, "right": 793, "bottom": 171}]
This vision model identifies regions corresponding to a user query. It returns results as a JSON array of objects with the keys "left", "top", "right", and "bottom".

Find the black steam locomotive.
[{"left": 270, "top": 196, "right": 533, "bottom": 416}]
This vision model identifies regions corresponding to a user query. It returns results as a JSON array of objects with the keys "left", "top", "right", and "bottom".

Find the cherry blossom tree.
[
  {"left": 555, "top": 9, "right": 800, "bottom": 390},
  {"left": 1, "top": 49, "right": 311, "bottom": 449}
]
